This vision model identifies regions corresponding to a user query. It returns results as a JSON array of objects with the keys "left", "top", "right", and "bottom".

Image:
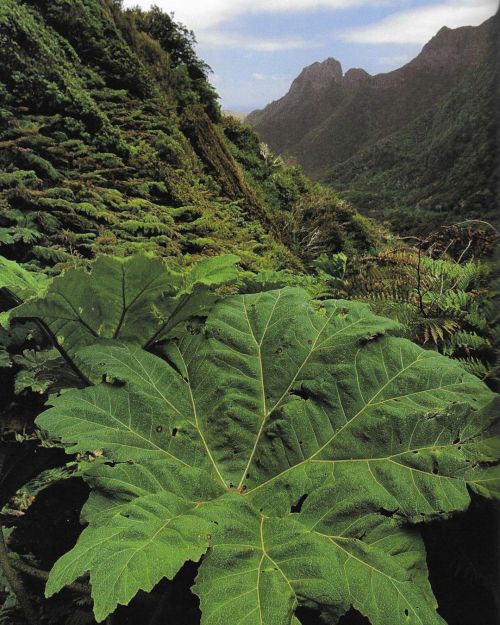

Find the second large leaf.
[{"left": 12, "top": 254, "right": 240, "bottom": 352}]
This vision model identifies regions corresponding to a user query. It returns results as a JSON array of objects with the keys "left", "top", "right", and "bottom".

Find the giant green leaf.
[
  {"left": 12, "top": 254, "right": 240, "bottom": 353},
  {"left": 36, "top": 288, "right": 499, "bottom": 624}
]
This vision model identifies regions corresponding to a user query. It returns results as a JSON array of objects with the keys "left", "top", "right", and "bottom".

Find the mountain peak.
[
  {"left": 247, "top": 15, "right": 496, "bottom": 231},
  {"left": 290, "top": 57, "right": 343, "bottom": 94},
  {"left": 415, "top": 18, "right": 491, "bottom": 69},
  {"left": 343, "top": 67, "right": 371, "bottom": 87},
  {"left": 248, "top": 16, "right": 494, "bottom": 174}
]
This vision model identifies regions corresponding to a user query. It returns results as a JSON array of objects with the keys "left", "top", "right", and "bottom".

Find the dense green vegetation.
[
  {"left": 0, "top": 2, "right": 498, "bottom": 625},
  {"left": 0, "top": 0, "right": 376, "bottom": 273},
  {"left": 345, "top": 228, "right": 500, "bottom": 389}
]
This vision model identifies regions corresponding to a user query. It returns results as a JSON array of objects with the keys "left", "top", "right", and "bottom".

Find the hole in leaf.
[
  {"left": 404, "top": 609, "right": 409, "bottom": 616},
  {"left": 291, "top": 494, "right": 308, "bottom": 513},
  {"left": 172, "top": 428, "right": 178, "bottom": 437},
  {"left": 378, "top": 508, "right": 395, "bottom": 518},
  {"left": 295, "top": 606, "right": 321, "bottom": 624},
  {"left": 290, "top": 386, "right": 310, "bottom": 401},
  {"left": 326, "top": 607, "right": 371, "bottom": 624}
]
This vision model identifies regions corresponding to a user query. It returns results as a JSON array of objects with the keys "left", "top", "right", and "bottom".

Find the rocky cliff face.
[
  {"left": 411, "top": 23, "right": 489, "bottom": 71},
  {"left": 288, "top": 57, "right": 343, "bottom": 96},
  {"left": 247, "top": 57, "right": 346, "bottom": 154},
  {"left": 247, "top": 17, "right": 494, "bottom": 177}
]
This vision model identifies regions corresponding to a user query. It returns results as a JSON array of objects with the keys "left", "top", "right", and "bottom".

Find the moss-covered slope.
[{"left": 0, "top": 0, "right": 377, "bottom": 274}]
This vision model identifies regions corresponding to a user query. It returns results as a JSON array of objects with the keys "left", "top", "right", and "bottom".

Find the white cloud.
[
  {"left": 251, "top": 72, "right": 292, "bottom": 81},
  {"left": 122, "top": 0, "right": 393, "bottom": 32},
  {"left": 201, "top": 31, "right": 323, "bottom": 52},
  {"left": 340, "top": 0, "right": 497, "bottom": 44}
]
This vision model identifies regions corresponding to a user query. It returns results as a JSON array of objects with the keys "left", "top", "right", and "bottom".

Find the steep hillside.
[
  {"left": 0, "top": 0, "right": 376, "bottom": 274},
  {"left": 248, "top": 16, "right": 497, "bottom": 233},
  {"left": 329, "top": 42, "right": 498, "bottom": 233}
]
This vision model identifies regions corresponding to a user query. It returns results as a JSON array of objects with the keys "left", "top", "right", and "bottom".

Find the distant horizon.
[{"left": 124, "top": 0, "right": 497, "bottom": 111}]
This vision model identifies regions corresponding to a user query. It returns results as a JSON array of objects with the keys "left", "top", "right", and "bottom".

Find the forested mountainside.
[
  {"left": 248, "top": 16, "right": 498, "bottom": 233},
  {"left": 0, "top": 0, "right": 376, "bottom": 274}
]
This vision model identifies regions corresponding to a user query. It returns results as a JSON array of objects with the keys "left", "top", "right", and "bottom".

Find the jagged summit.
[
  {"left": 411, "top": 21, "right": 489, "bottom": 70},
  {"left": 290, "top": 59, "right": 373, "bottom": 92},
  {"left": 343, "top": 67, "right": 371, "bottom": 87},
  {"left": 290, "top": 58, "right": 343, "bottom": 92}
]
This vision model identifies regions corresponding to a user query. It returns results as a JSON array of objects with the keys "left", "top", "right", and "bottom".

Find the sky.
[{"left": 123, "top": 0, "right": 498, "bottom": 111}]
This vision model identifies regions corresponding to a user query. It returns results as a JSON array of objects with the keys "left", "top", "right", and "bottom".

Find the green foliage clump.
[
  {"left": 124, "top": 5, "right": 220, "bottom": 119},
  {"left": 0, "top": 0, "right": 378, "bottom": 283},
  {"left": 3, "top": 0, "right": 344, "bottom": 275}
]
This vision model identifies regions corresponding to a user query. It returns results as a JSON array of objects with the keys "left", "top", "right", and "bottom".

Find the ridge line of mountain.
[{"left": 247, "top": 15, "right": 497, "bottom": 233}]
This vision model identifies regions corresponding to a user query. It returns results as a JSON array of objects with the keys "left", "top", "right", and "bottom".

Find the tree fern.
[{"left": 347, "top": 246, "right": 497, "bottom": 380}]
